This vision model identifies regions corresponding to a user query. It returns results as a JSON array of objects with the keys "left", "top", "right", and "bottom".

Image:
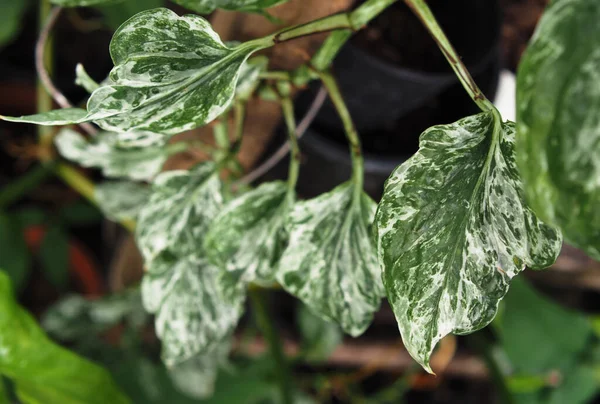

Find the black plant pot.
[{"left": 259, "top": 0, "right": 502, "bottom": 200}]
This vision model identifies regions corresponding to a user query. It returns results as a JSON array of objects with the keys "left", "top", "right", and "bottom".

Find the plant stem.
[
  {"left": 280, "top": 97, "right": 300, "bottom": 195},
  {"left": 0, "top": 164, "right": 55, "bottom": 210},
  {"left": 37, "top": 0, "right": 54, "bottom": 159},
  {"left": 469, "top": 333, "right": 515, "bottom": 404},
  {"left": 404, "top": 0, "right": 495, "bottom": 113},
  {"left": 232, "top": 101, "right": 246, "bottom": 155},
  {"left": 54, "top": 163, "right": 136, "bottom": 232},
  {"left": 318, "top": 71, "right": 364, "bottom": 193},
  {"left": 248, "top": 288, "right": 293, "bottom": 404},
  {"left": 213, "top": 119, "right": 230, "bottom": 150}
]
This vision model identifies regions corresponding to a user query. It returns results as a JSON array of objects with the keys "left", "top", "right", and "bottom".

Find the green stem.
[
  {"left": 0, "top": 164, "right": 55, "bottom": 210},
  {"left": 280, "top": 97, "right": 300, "bottom": 195},
  {"left": 231, "top": 101, "right": 246, "bottom": 154},
  {"left": 248, "top": 288, "right": 293, "bottom": 404},
  {"left": 469, "top": 333, "right": 515, "bottom": 404},
  {"left": 213, "top": 119, "right": 230, "bottom": 150},
  {"left": 54, "top": 163, "right": 136, "bottom": 232},
  {"left": 318, "top": 71, "right": 364, "bottom": 193},
  {"left": 404, "top": 0, "right": 495, "bottom": 112},
  {"left": 37, "top": 0, "right": 54, "bottom": 156}
]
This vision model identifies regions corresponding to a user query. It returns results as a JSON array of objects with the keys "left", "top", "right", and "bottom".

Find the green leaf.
[
  {"left": 170, "top": 0, "right": 287, "bottom": 14},
  {"left": 297, "top": 304, "right": 342, "bottom": 363},
  {"left": 204, "top": 181, "right": 290, "bottom": 285},
  {"left": 499, "top": 277, "right": 591, "bottom": 374},
  {"left": 276, "top": 182, "right": 384, "bottom": 337},
  {"left": 0, "top": 271, "right": 130, "bottom": 404},
  {"left": 0, "top": 0, "right": 28, "bottom": 48},
  {"left": 0, "top": 108, "right": 88, "bottom": 126},
  {"left": 75, "top": 64, "right": 100, "bottom": 94},
  {"left": 13, "top": 207, "right": 46, "bottom": 228},
  {"left": 136, "top": 162, "right": 223, "bottom": 262},
  {"left": 55, "top": 129, "right": 174, "bottom": 181},
  {"left": 39, "top": 225, "right": 70, "bottom": 290},
  {"left": 0, "top": 214, "right": 30, "bottom": 292},
  {"left": 374, "top": 113, "right": 562, "bottom": 373},
  {"left": 95, "top": 181, "right": 150, "bottom": 222},
  {"left": 142, "top": 254, "right": 245, "bottom": 366},
  {"left": 50, "top": 0, "right": 124, "bottom": 6},
  {"left": 516, "top": 0, "right": 600, "bottom": 260},
  {"left": 59, "top": 201, "right": 103, "bottom": 227}
]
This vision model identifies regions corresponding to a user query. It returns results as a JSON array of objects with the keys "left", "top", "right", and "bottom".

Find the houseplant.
[{"left": 0, "top": 0, "right": 599, "bottom": 402}]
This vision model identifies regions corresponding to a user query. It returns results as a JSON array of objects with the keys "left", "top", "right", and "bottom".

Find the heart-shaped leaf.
[
  {"left": 516, "top": 0, "right": 600, "bottom": 260},
  {"left": 374, "top": 112, "right": 562, "bottom": 372},
  {"left": 276, "top": 182, "right": 384, "bottom": 337},
  {"left": 204, "top": 181, "right": 291, "bottom": 285}
]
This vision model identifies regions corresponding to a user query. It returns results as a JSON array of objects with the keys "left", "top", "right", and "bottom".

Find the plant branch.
[
  {"left": 280, "top": 96, "right": 300, "bottom": 194},
  {"left": 404, "top": 0, "right": 495, "bottom": 112},
  {"left": 318, "top": 71, "right": 364, "bottom": 192},
  {"left": 248, "top": 288, "right": 294, "bottom": 404}
]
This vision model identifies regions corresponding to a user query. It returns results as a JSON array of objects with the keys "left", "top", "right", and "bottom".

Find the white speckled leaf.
[
  {"left": 276, "top": 182, "right": 384, "bottom": 337},
  {"left": 1, "top": 9, "right": 268, "bottom": 134},
  {"left": 374, "top": 112, "right": 562, "bottom": 372},
  {"left": 142, "top": 254, "right": 244, "bottom": 366},
  {"left": 516, "top": 0, "right": 600, "bottom": 259},
  {"left": 205, "top": 181, "right": 291, "bottom": 285},
  {"left": 55, "top": 129, "right": 175, "bottom": 181},
  {"left": 171, "top": 0, "right": 287, "bottom": 14},
  {"left": 95, "top": 181, "right": 150, "bottom": 222},
  {"left": 136, "top": 162, "right": 223, "bottom": 262}
]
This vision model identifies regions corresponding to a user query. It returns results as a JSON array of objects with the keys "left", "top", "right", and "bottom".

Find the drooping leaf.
[
  {"left": 136, "top": 162, "right": 223, "bottom": 262},
  {"left": 39, "top": 225, "right": 69, "bottom": 290},
  {"left": 55, "top": 129, "right": 177, "bottom": 181},
  {"left": 374, "top": 112, "right": 562, "bottom": 372},
  {"left": 0, "top": 271, "right": 130, "bottom": 404},
  {"left": 0, "top": 214, "right": 30, "bottom": 292},
  {"left": 0, "top": 0, "right": 28, "bottom": 48},
  {"left": 75, "top": 64, "right": 100, "bottom": 94},
  {"left": 276, "top": 182, "right": 384, "bottom": 337},
  {"left": 170, "top": 0, "right": 287, "bottom": 14},
  {"left": 142, "top": 254, "right": 244, "bottom": 366},
  {"left": 204, "top": 181, "right": 290, "bottom": 285},
  {"left": 499, "top": 277, "right": 591, "bottom": 374},
  {"left": 297, "top": 304, "right": 342, "bottom": 363},
  {"left": 95, "top": 181, "right": 150, "bottom": 223},
  {"left": 516, "top": 0, "right": 600, "bottom": 260}
]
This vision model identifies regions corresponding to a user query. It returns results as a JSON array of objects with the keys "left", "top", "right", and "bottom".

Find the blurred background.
[{"left": 3, "top": 0, "right": 600, "bottom": 403}]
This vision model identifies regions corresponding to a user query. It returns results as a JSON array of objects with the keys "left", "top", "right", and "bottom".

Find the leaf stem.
[
  {"left": 0, "top": 164, "right": 55, "bottom": 210},
  {"left": 280, "top": 97, "right": 300, "bottom": 195},
  {"left": 248, "top": 288, "right": 293, "bottom": 404},
  {"left": 318, "top": 71, "right": 364, "bottom": 193},
  {"left": 404, "top": 0, "right": 495, "bottom": 113}
]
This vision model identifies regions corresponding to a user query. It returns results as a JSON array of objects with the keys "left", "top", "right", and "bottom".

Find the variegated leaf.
[
  {"left": 142, "top": 254, "right": 244, "bottom": 366},
  {"left": 55, "top": 129, "right": 179, "bottom": 181},
  {"left": 374, "top": 112, "right": 562, "bottom": 372},
  {"left": 276, "top": 182, "right": 384, "bottom": 337},
  {"left": 204, "top": 181, "right": 291, "bottom": 285},
  {"left": 171, "top": 0, "right": 287, "bottom": 14},
  {"left": 516, "top": 0, "right": 600, "bottom": 260},
  {"left": 136, "top": 162, "right": 223, "bottom": 262},
  {"left": 95, "top": 181, "right": 150, "bottom": 222},
  {"left": 1, "top": 9, "right": 269, "bottom": 134}
]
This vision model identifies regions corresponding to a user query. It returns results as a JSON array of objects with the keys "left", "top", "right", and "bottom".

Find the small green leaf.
[
  {"left": 0, "top": 271, "right": 130, "bottom": 404},
  {"left": 142, "top": 254, "right": 244, "bottom": 366},
  {"left": 55, "top": 129, "right": 173, "bottom": 181},
  {"left": 75, "top": 64, "right": 100, "bottom": 94},
  {"left": 297, "top": 304, "right": 342, "bottom": 363},
  {"left": 499, "top": 277, "right": 591, "bottom": 374},
  {"left": 171, "top": 0, "right": 287, "bottom": 14},
  {"left": 0, "top": 0, "right": 28, "bottom": 48},
  {"left": 0, "top": 214, "right": 30, "bottom": 292},
  {"left": 276, "top": 182, "right": 384, "bottom": 337},
  {"left": 136, "top": 162, "right": 223, "bottom": 262},
  {"left": 95, "top": 181, "right": 150, "bottom": 223},
  {"left": 204, "top": 181, "right": 290, "bottom": 285},
  {"left": 516, "top": 0, "right": 600, "bottom": 260},
  {"left": 374, "top": 113, "right": 562, "bottom": 372},
  {"left": 40, "top": 225, "right": 70, "bottom": 290}
]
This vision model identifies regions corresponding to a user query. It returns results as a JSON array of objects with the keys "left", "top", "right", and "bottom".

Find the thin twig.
[
  {"left": 236, "top": 86, "right": 327, "bottom": 186},
  {"left": 36, "top": 6, "right": 97, "bottom": 136}
]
